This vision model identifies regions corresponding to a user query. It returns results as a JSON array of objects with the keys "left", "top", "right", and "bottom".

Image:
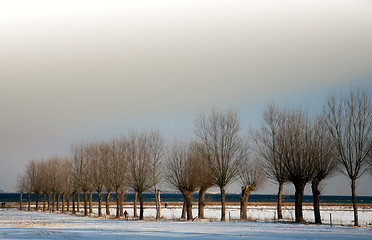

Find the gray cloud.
[{"left": 0, "top": 0, "right": 371, "bottom": 193}]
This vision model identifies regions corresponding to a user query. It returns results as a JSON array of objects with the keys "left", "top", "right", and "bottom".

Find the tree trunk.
[
  {"left": 139, "top": 191, "right": 144, "bottom": 220},
  {"left": 77, "top": 193, "right": 80, "bottom": 212},
  {"left": 116, "top": 189, "right": 120, "bottom": 218},
  {"left": 311, "top": 178, "right": 322, "bottom": 224},
  {"left": 52, "top": 192, "right": 55, "bottom": 212},
  {"left": 98, "top": 191, "right": 102, "bottom": 217},
  {"left": 27, "top": 192, "right": 31, "bottom": 211},
  {"left": 66, "top": 192, "right": 70, "bottom": 212},
  {"left": 277, "top": 182, "right": 283, "bottom": 220},
  {"left": 220, "top": 187, "right": 226, "bottom": 221},
  {"left": 19, "top": 192, "right": 23, "bottom": 210},
  {"left": 240, "top": 186, "right": 252, "bottom": 220},
  {"left": 106, "top": 192, "right": 111, "bottom": 216},
  {"left": 155, "top": 189, "right": 161, "bottom": 219},
  {"left": 134, "top": 191, "right": 138, "bottom": 217},
  {"left": 56, "top": 193, "right": 60, "bottom": 211},
  {"left": 120, "top": 190, "right": 125, "bottom": 217},
  {"left": 72, "top": 192, "right": 76, "bottom": 214},
  {"left": 181, "top": 199, "right": 186, "bottom": 219},
  {"left": 198, "top": 186, "right": 208, "bottom": 219},
  {"left": 35, "top": 192, "right": 39, "bottom": 211},
  {"left": 294, "top": 181, "right": 306, "bottom": 223},
  {"left": 89, "top": 191, "right": 93, "bottom": 214},
  {"left": 84, "top": 191, "right": 88, "bottom": 216},
  {"left": 351, "top": 178, "right": 358, "bottom": 226},
  {"left": 43, "top": 193, "right": 47, "bottom": 212},
  {"left": 62, "top": 192, "right": 66, "bottom": 214},
  {"left": 47, "top": 192, "right": 51, "bottom": 211},
  {"left": 181, "top": 190, "right": 193, "bottom": 220}
]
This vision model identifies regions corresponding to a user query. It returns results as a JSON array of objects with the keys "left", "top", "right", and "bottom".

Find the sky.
[{"left": 0, "top": 0, "right": 371, "bottom": 195}]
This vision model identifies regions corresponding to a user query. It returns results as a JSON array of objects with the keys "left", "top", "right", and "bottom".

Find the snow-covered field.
[{"left": 1, "top": 206, "right": 371, "bottom": 239}]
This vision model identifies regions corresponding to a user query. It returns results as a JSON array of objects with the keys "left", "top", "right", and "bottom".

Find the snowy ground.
[{"left": 1, "top": 207, "right": 372, "bottom": 239}]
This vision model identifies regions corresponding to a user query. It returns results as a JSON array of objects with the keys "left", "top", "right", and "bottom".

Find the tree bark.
[
  {"left": 84, "top": 192, "right": 88, "bottom": 216},
  {"left": 98, "top": 191, "right": 102, "bottom": 217},
  {"left": 220, "top": 188, "right": 226, "bottom": 221},
  {"left": 116, "top": 189, "right": 120, "bottom": 218},
  {"left": 35, "top": 192, "right": 40, "bottom": 211},
  {"left": 240, "top": 186, "right": 252, "bottom": 220},
  {"left": 89, "top": 191, "right": 93, "bottom": 214},
  {"left": 294, "top": 181, "right": 306, "bottom": 223},
  {"left": 120, "top": 190, "right": 125, "bottom": 217},
  {"left": 52, "top": 192, "right": 55, "bottom": 212},
  {"left": 106, "top": 192, "right": 111, "bottom": 216},
  {"left": 62, "top": 192, "right": 66, "bottom": 214},
  {"left": 351, "top": 178, "right": 358, "bottom": 226},
  {"left": 139, "top": 191, "right": 144, "bottom": 220},
  {"left": 77, "top": 193, "right": 80, "bottom": 212},
  {"left": 27, "top": 192, "right": 31, "bottom": 211},
  {"left": 19, "top": 192, "right": 23, "bottom": 210},
  {"left": 311, "top": 178, "right": 322, "bottom": 224},
  {"left": 66, "top": 192, "right": 70, "bottom": 212},
  {"left": 56, "top": 193, "right": 60, "bottom": 211},
  {"left": 181, "top": 199, "right": 186, "bottom": 219},
  {"left": 72, "top": 192, "right": 76, "bottom": 214},
  {"left": 134, "top": 191, "right": 138, "bottom": 217},
  {"left": 155, "top": 189, "right": 161, "bottom": 219},
  {"left": 181, "top": 190, "right": 193, "bottom": 220},
  {"left": 47, "top": 192, "right": 51, "bottom": 211},
  {"left": 43, "top": 193, "right": 47, "bottom": 212},
  {"left": 198, "top": 186, "right": 208, "bottom": 219},
  {"left": 277, "top": 182, "right": 283, "bottom": 220}
]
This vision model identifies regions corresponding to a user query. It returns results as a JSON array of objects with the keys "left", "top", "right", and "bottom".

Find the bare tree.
[
  {"left": 166, "top": 141, "right": 199, "bottom": 220},
  {"left": 324, "top": 87, "right": 372, "bottom": 226},
  {"left": 17, "top": 174, "right": 28, "bottom": 211},
  {"left": 88, "top": 142, "right": 105, "bottom": 217},
  {"left": 277, "top": 108, "right": 316, "bottom": 223},
  {"left": 107, "top": 137, "right": 128, "bottom": 218},
  {"left": 98, "top": 142, "right": 112, "bottom": 217},
  {"left": 311, "top": 116, "right": 337, "bottom": 224},
  {"left": 60, "top": 159, "right": 72, "bottom": 214},
  {"left": 190, "top": 142, "right": 214, "bottom": 219},
  {"left": 126, "top": 130, "right": 155, "bottom": 220},
  {"left": 38, "top": 159, "right": 50, "bottom": 212},
  {"left": 252, "top": 103, "right": 288, "bottom": 219},
  {"left": 149, "top": 130, "right": 164, "bottom": 220},
  {"left": 72, "top": 143, "right": 91, "bottom": 216},
  {"left": 25, "top": 160, "right": 43, "bottom": 211},
  {"left": 239, "top": 156, "right": 265, "bottom": 220},
  {"left": 46, "top": 156, "right": 64, "bottom": 212},
  {"left": 195, "top": 109, "right": 246, "bottom": 221}
]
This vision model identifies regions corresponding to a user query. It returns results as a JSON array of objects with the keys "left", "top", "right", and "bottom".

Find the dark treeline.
[{"left": 17, "top": 86, "right": 371, "bottom": 226}]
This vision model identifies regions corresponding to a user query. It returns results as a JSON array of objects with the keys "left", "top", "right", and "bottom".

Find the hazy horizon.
[{"left": 0, "top": 0, "right": 371, "bottom": 196}]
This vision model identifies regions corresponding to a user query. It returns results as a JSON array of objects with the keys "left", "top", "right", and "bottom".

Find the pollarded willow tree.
[
  {"left": 166, "top": 141, "right": 200, "bottom": 220},
  {"left": 16, "top": 173, "right": 28, "bottom": 211},
  {"left": 195, "top": 109, "right": 247, "bottom": 221},
  {"left": 252, "top": 103, "right": 288, "bottom": 220},
  {"left": 126, "top": 130, "right": 164, "bottom": 220},
  {"left": 324, "top": 87, "right": 372, "bottom": 226},
  {"left": 106, "top": 137, "right": 128, "bottom": 218},
  {"left": 25, "top": 160, "right": 43, "bottom": 211},
  {"left": 277, "top": 108, "right": 316, "bottom": 223},
  {"left": 311, "top": 116, "right": 337, "bottom": 224},
  {"left": 189, "top": 141, "right": 214, "bottom": 219},
  {"left": 148, "top": 130, "right": 165, "bottom": 220},
  {"left": 239, "top": 155, "right": 265, "bottom": 220},
  {"left": 71, "top": 143, "right": 92, "bottom": 216}
]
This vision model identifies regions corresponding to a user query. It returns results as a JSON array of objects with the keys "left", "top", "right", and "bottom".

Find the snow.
[{"left": 1, "top": 208, "right": 371, "bottom": 239}]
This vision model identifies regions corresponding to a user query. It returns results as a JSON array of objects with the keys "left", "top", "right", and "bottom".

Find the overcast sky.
[{"left": 1, "top": 0, "right": 371, "bottom": 195}]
